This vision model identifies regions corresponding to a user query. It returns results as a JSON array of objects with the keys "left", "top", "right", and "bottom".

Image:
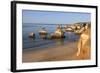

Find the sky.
[{"left": 22, "top": 10, "right": 91, "bottom": 24}]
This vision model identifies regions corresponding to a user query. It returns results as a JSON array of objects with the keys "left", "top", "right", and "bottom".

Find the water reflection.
[
  {"left": 23, "top": 24, "right": 79, "bottom": 49},
  {"left": 54, "top": 39, "right": 64, "bottom": 45}
]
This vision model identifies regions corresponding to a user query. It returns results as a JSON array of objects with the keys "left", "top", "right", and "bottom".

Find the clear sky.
[{"left": 22, "top": 10, "right": 91, "bottom": 24}]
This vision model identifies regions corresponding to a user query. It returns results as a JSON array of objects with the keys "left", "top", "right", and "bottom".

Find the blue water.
[{"left": 23, "top": 23, "right": 80, "bottom": 49}]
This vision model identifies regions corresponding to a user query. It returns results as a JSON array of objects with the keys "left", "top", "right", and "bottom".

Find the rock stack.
[
  {"left": 29, "top": 32, "right": 35, "bottom": 38},
  {"left": 51, "top": 25, "right": 65, "bottom": 39},
  {"left": 39, "top": 28, "right": 48, "bottom": 39}
]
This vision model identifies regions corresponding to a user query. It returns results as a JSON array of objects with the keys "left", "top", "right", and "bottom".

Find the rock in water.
[
  {"left": 29, "top": 32, "right": 35, "bottom": 38},
  {"left": 39, "top": 28, "right": 48, "bottom": 39},
  {"left": 51, "top": 25, "right": 65, "bottom": 39}
]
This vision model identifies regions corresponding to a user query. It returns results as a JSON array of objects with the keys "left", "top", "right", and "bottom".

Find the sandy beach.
[{"left": 22, "top": 28, "right": 91, "bottom": 63}]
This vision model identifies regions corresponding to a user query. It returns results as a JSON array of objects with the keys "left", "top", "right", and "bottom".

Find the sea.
[{"left": 23, "top": 23, "right": 80, "bottom": 50}]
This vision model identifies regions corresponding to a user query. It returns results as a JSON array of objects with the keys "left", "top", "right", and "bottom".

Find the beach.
[
  {"left": 23, "top": 42, "right": 77, "bottom": 62},
  {"left": 23, "top": 42, "right": 90, "bottom": 63},
  {"left": 23, "top": 31, "right": 91, "bottom": 63},
  {"left": 22, "top": 25, "right": 91, "bottom": 63}
]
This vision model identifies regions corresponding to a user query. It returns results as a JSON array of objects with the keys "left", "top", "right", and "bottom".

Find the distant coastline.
[{"left": 23, "top": 21, "right": 91, "bottom": 25}]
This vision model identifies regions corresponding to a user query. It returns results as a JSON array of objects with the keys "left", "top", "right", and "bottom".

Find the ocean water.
[{"left": 22, "top": 23, "right": 80, "bottom": 49}]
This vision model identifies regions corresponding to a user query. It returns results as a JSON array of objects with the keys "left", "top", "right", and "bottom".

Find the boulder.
[{"left": 29, "top": 32, "right": 35, "bottom": 38}]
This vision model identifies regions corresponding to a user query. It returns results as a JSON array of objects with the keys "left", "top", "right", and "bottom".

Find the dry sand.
[{"left": 22, "top": 28, "right": 91, "bottom": 63}]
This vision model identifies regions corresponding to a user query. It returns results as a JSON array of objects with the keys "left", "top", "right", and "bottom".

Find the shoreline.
[
  {"left": 22, "top": 28, "right": 91, "bottom": 63},
  {"left": 22, "top": 41, "right": 90, "bottom": 63}
]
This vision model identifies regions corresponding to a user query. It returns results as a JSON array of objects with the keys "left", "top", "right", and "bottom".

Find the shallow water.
[{"left": 23, "top": 23, "right": 80, "bottom": 49}]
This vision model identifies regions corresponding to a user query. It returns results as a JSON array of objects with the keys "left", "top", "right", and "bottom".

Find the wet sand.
[
  {"left": 23, "top": 41, "right": 90, "bottom": 63},
  {"left": 22, "top": 28, "right": 91, "bottom": 63}
]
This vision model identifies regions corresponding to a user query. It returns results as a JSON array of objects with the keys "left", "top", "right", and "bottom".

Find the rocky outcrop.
[
  {"left": 51, "top": 25, "right": 65, "bottom": 39},
  {"left": 29, "top": 32, "right": 35, "bottom": 38},
  {"left": 39, "top": 28, "right": 48, "bottom": 39},
  {"left": 76, "top": 26, "right": 90, "bottom": 57}
]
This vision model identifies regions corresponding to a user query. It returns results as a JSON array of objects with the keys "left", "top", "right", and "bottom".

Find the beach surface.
[{"left": 22, "top": 28, "right": 91, "bottom": 63}]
